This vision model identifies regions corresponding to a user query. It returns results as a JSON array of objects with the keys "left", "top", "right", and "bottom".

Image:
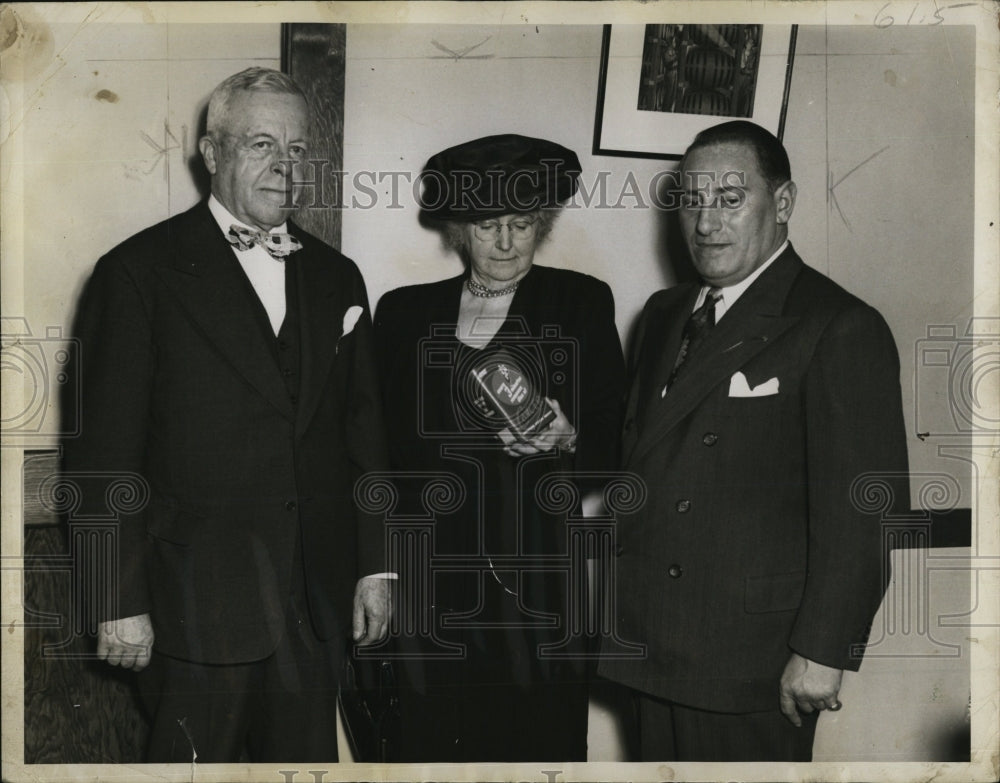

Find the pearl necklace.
[{"left": 466, "top": 277, "right": 519, "bottom": 298}]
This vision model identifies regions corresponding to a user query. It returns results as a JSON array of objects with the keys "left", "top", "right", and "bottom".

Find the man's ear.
[
  {"left": 774, "top": 179, "right": 797, "bottom": 225},
  {"left": 198, "top": 136, "right": 219, "bottom": 176}
]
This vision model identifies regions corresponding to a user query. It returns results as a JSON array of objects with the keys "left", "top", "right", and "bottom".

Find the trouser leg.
[
  {"left": 635, "top": 690, "right": 818, "bottom": 762},
  {"left": 137, "top": 652, "right": 258, "bottom": 763},
  {"left": 247, "top": 588, "right": 341, "bottom": 762}
]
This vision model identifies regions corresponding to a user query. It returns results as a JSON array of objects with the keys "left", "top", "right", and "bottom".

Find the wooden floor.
[
  {"left": 24, "top": 525, "right": 149, "bottom": 763},
  {"left": 22, "top": 451, "right": 149, "bottom": 764}
]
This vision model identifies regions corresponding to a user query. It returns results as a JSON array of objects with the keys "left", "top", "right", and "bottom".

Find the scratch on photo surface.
[
  {"left": 177, "top": 716, "right": 198, "bottom": 777},
  {"left": 429, "top": 37, "right": 493, "bottom": 61},
  {"left": 125, "top": 121, "right": 185, "bottom": 179},
  {"left": 828, "top": 145, "right": 891, "bottom": 231}
]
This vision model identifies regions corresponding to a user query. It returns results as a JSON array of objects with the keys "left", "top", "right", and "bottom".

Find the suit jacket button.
[
  {"left": 668, "top": 564, "right": 683, "bottom": 578},
  {"left": 676, "top": 499, "right": 691, "bottom": 513},
  {"left": 624, "top": 418, "right": 634, "bottom": 431},
  {"left": 702, "top": 432, "right": 718, "bottom": 446},
  {"left": 285, "top": 500, "right": 297, "bottom": 511}
]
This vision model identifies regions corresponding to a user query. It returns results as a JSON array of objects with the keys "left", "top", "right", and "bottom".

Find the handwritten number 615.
[{"left": 875, "top": 2, "right": 949, "bottom": 28}]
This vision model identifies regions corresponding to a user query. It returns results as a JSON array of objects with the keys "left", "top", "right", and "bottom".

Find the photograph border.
[{"left": 2, "top": 2, "right": 997, "bottom": 783}]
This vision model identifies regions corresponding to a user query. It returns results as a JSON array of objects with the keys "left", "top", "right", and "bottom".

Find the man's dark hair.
[{"left": 683, "top": 120, "right": 791, "bottom": 191}]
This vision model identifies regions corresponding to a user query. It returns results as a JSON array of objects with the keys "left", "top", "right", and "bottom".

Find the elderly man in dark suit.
[
  {"left": 599, "top": 121, "right": 909, "bottom": 761},
  {"left": 65, "top": 67, "right": 390, "bottom": 762}
]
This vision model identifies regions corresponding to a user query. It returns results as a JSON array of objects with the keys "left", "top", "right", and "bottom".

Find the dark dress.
[{"left": 374, "top": 264, "right": 625, "bottom": 762}]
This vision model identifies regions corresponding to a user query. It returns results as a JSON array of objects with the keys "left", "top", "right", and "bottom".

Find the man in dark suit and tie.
[
  {"left": 598, "top": 121, "right": 909, "bottom": 761},
  {"left": 65, "top": 67, "right": 390, "bottom": 762}
]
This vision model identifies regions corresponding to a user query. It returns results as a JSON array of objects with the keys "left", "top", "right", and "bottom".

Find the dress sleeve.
[{"left": 570, "top": 278, "right": 626, "bottom": 485}]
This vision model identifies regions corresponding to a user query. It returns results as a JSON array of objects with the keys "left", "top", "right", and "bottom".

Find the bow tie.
[{"left": 226, "top": 225, "right": 302, "bottom": 259}]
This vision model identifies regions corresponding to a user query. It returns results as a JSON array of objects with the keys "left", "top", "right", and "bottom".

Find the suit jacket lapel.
[
  {"left": 627, "top": 247, "right": 804, "bottom": 467},
  {"left": 153, "top": 202, "right": 296, "bottom": 422},
  {"left": 621, "top": 285, "right": 697, "bottom": 464},
  {"left": 294, "top": 224, "right": 343, "bottom": 441}
]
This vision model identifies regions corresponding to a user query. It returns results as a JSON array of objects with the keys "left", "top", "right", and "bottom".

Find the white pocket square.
[
  {"left": 341, "top": 305, "right": 363, "bottom": 338},
  {"left": 728, "top": 371, "right": 779, "bottom": 398}
]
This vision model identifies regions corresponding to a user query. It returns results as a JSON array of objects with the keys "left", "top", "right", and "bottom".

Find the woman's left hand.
[{"left": 502, "top": 398, "right": 577, "bottom": 456}]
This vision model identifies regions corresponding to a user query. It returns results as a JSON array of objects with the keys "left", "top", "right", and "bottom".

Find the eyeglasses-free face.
[
  {"left": 199, "top": 91, "right": 310, "bottom": 232},
  {"left": 678, "top": 141, "right": 795, "bottom": 288}
]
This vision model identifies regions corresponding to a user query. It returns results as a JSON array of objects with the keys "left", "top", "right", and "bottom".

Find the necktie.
[
  {"left": 663, "top": 287, "right": 723, "bottom": 395},
  {"left": 226, "top": 225, "right": 302, "bottom": 259}
]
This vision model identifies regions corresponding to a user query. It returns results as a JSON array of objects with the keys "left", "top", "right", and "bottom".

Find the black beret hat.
[{"left": 419, "top": 134, "right": 581, "bottom": 221}]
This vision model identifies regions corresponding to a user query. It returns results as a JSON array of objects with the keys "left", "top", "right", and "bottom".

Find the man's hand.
[
  {"left": 352, "top": 576, "right": 392, "bottom": 646},
  {"left": 501, "top": 398, "right": 576, "bottom": 456},
  {"left": 97, "top": 613, "right": 154, "bottom": 671},
  {"left": 779, "top": 651, "right": 844, "bottom": 726}
]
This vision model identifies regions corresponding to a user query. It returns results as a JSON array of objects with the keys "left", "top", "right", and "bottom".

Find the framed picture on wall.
[{"left": 594, "top": 23, "right": 797, "bottom": 160}]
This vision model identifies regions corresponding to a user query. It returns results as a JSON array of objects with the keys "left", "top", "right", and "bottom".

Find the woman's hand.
[{"left": 502, "top": 398, "right": 577, "bottom": 456}]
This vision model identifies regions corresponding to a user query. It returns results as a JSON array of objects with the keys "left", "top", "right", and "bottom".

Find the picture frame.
[{"left": 594, "top": 23, "right": 798, "bottom": 160}]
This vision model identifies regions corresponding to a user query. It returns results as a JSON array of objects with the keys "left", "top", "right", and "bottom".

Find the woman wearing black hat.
[{"left": 374, "top": 134, "right": 625, "bottom": 761}]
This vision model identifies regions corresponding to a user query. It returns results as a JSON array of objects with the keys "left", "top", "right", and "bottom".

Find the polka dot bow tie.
[{"left": 226, "top": 225, "right": 302, "bottom": 259}]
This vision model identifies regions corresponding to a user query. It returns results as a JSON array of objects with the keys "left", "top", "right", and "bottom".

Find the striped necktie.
[{"left": 662, "top": 287, "right": 723, "bottom": 395}]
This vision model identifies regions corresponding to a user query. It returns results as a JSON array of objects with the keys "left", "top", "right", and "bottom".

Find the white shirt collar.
[
  {"left": 695, "top": 239, "right": 789, "bottom": 318},
  {"left": 207, "top": 194, "right": 288, "bottom": 235}
]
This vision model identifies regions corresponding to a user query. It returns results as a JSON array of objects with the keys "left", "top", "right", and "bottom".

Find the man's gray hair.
[{"left": 205, "top": 67, "right": 307, "bottom": 139}]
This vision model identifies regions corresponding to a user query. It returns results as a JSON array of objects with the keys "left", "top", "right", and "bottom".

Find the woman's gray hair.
[
  {"left": 205, "top": 67, "right": 307, "bottom": 139},
  {"left": 440, "top": 209, "right": 562, "bottom": 255}
]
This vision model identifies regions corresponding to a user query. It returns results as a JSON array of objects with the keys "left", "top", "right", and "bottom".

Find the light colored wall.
[
  {"left": 341, "top": 23, "right": 672, "bottom": 342},
  {"left": 16, "top": 20, "right": 281, "bottom": 347},
  {"left": 785, "top": 24, "right": 976, "bottom": 506},
  {"left": 4, "top": 15, "right": 975, "bottom": 765}
]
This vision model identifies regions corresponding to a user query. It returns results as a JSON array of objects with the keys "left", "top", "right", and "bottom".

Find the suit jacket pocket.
[
  {"left": 721, "top": 393, "right": 786, "bottom": 417},
  {"left": 744, "top": 571, "right": 806, "bottom": 614},
  {"left": 145, "top": 502, "right": 199, "bottom": 547}
]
